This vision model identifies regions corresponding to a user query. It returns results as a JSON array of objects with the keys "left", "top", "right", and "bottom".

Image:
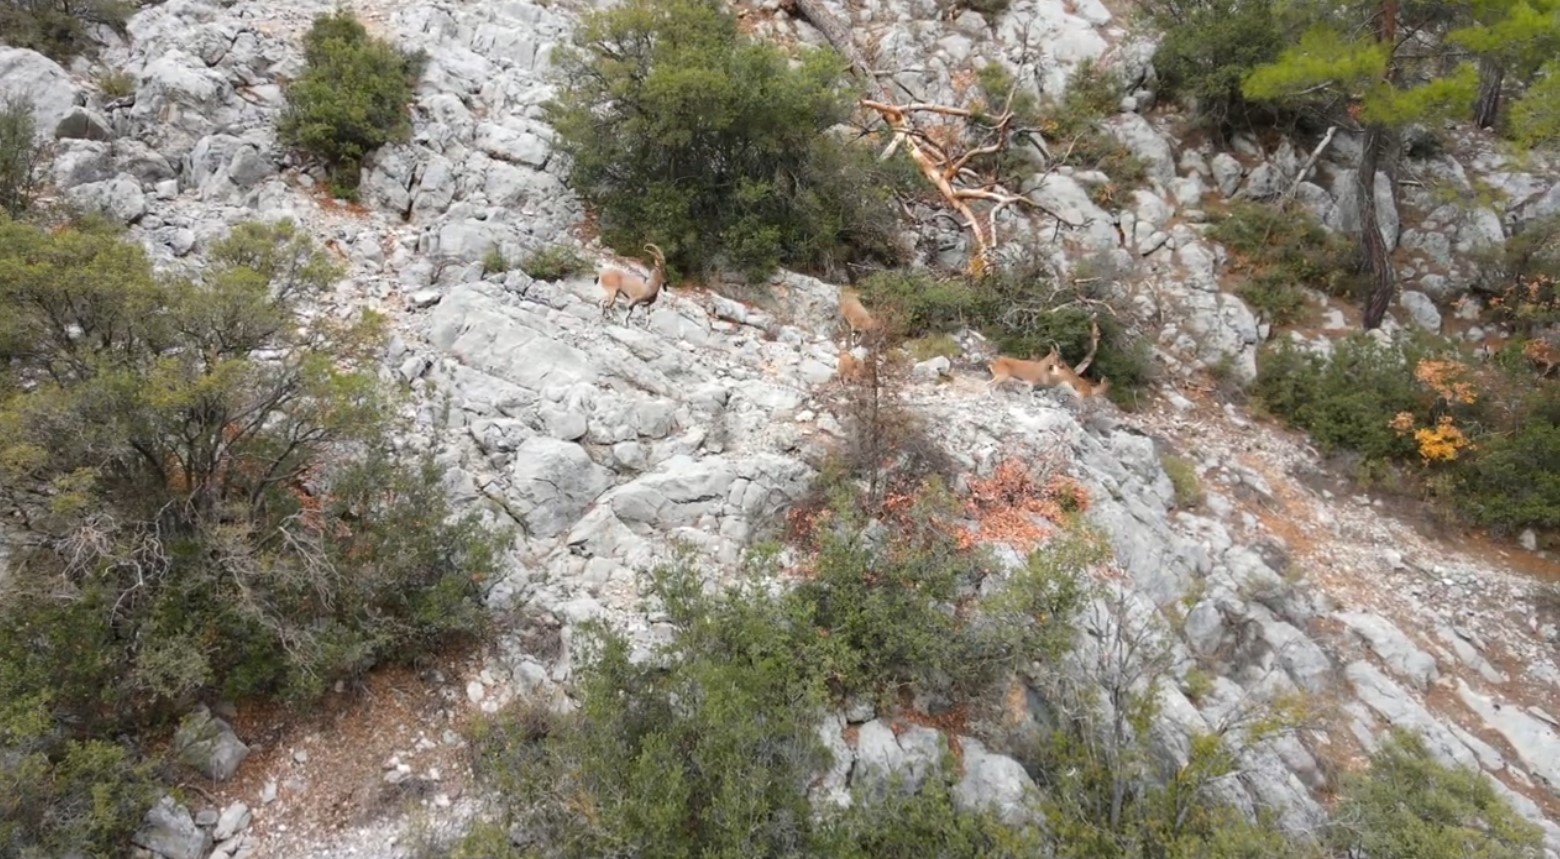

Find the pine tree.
[
  {"left": 1244, "top": 1, "right": 1477, "bottom": 329},
  {"left": 1447, "top": 0, "right": 1560, "bottom": 131}
]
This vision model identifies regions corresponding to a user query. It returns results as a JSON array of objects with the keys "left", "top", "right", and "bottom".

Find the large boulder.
[{"left": 0, "top": 48, "right": 81, "bottom": 140}]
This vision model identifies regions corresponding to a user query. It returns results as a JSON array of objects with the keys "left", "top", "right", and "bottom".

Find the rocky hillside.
[{"left": 4, "top": 0, "right": 1560, "bottom": 855}]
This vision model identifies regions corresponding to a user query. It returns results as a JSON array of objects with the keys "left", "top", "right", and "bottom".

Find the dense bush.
[
  {"left": 1329, "top": 729, "right": 1543, "bottom": 859},
  {"left": 0, "top": 0, "right": 129, "bottom": 61},
  {"left": 0, "top": 95, "right": 42, "bottom": 217},
  {"left": 1252, "top": 334, "right": 1429, "bottom": 460},
  {"left": 545, "top": 0, "right": 910, "bottom": 281},
  {"left": 278, "top": 11, "right": 426, "bottom": 197},
  {"left": 520, "top": 244, "right": 588, "bottom": 281},
  {"left": 1133, "top": 0, "right": 1291, "bottom": 132},
  {"left": 1456, "top": 420, "right": 1560, "bottom": 534},
  {"left": 856, "top": 257, "right": 1153, "bottom": 404},
  {"left": 461, "top": 479, "right": 1092, "bottom": 857},
  {"left": 1210, "top": 201, "right": 1368, "bottom": 325},
  {"left": 1253, "top": 328, "right": 1560, "bottom": 539},
  {"left": 0, "top": 215, "right": 508, "bottom": 733},
  {"left": 0, "top": 690, "right": 160, "bottom": 856}
]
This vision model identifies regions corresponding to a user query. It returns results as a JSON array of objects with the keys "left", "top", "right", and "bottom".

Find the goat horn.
[{"left": 643, "top": 242, "right": 663, "bottom": 257}]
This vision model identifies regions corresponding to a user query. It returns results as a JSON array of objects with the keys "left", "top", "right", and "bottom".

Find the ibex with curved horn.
[{"left": 599, "top": 243, "right": 667, "bottom": 326}]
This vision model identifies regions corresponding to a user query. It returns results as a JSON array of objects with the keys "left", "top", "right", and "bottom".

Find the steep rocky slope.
[{"left": 4, "top": 0, "right": 1560, "bottom": 855}]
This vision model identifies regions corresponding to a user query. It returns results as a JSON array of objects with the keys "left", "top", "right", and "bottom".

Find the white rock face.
[{"left": 39, "top": 0, "right": 1560, "bottom": 853}]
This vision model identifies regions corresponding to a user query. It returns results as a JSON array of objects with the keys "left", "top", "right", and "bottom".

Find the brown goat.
[
  {"left": 838, "top": 289, "right": 879, "bottom": 344},
  {"left": 986, "top": 354, "right": 1063, "bottom": 393},
  {"left": 599, "top": 243, "right": 667, "bottom": 326},
  {"left": 1042, "top": 347, "right": 1112, "bottom": 399},
  {"left": 837, "top": 347, "right": 867, "bottom": 382}
]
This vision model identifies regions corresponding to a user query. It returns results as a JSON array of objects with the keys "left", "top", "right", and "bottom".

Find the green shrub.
[
  {"left": 856, "top": 258, "right": 1153, "bottom": 404},
  {"left": 278, "top": 11, "right": 426, "bottom": 197},
  {"left": 1237, "top": 277, "right": 1311, "bottom": 326},
  {"left": 1161, "top": 454, "right": 1204, "bottom": 508},
  {"left": 0, "top": 0, "right": 129, "bottom": 62},
  {"left": 857, "top": 269, "right": 993, "bottom": 334},
  {"left": 0, "top": 215, "right": 508, "bottom": 731},
  {"left": 482, "top": 245, "right": 508, "bottom": 275},
  {"left": 1456, "top": 420, "right": 1560, "bottom": 535},
  {"left": 1329, "top": 728, "right": 1543, "bottom": 859},
  {"left": 820, "top": 768, "right": 1041, "bottom": 857},
  {"left": 1252, "top": 335, "right": 1428, "bottom": 461},
  {"left": 1135, "top": 0, "right": 1291, "bottom": 132},
  {"left": 465, "top": 482, "right": 1094, "bottom": 856},
  {"left": 907, "top": 333, "right": 962, "bottom": 362},
  {"left": 0, "top": 95, "right": 42, "bottom": 218},
  {"left": 1210, "top": 201, "right": 1367, "bottom": 320},
  {"left": 546, "top": 0, "right": 909, "bottom": 281},
  {"left": 97, "top": 69, "right": 137, "bottom": 100},
  {"left": 0, "top": 675, "right": 159, "bottom": 856},
  {"left": 520, "top": 244, "right": 587, "bottom": 281}
]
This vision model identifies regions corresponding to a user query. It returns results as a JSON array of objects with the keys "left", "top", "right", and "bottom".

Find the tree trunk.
[
  {"left": 1473, "top": 57, "right": 1505, "bottom": 129},
  {"left": 1359, "top": 124, "right": 1397, "bottom": 330},
  {"left": 790, "top": 0, "right": 890, "bottom": 103}
]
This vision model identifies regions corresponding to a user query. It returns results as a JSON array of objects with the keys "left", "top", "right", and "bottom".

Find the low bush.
[
  {"left": 1161, "top": 454, "right": 1204, "bottom": 508},
  {"left": 0, "top": 215, "right": 509, "bottom": 733},
  {"left": 520, "top": 244, "right": 588, "bottom": 281},
  {"left": 460, "top": 478, "right": 1094, "bottom": 857},
  {"left": 1134, "top": 0, "right": 1292, "bottom": 133},
  {"left": 1329, "top": 728, "right": 1543, "bottom": 859},
  {"left": 97, "top": 69, "right": 137, "bottom": 100},
  {"left": 1456, "top": 420, "right": 1560, "bottom": 535},
  {"left": 856, "top": 256, "right": 1153, "bottom": 404},
  {"left": 546, "top": 0, "right": 910, "bottom": 281},
  {"left": 1252, "top": 334, "right": 1428, "bottom": 460},
  {"left": 1210, "top": 201, "right": 1368, "bottom": 324},
  {"left": 1253, "top": 328, "right": 1560, "bottom": 539},
  {"left": 0, "top": 0, "right": 129, "bottom": 62},
  {"left": 278, "top": 11, "right": 426, "bottom": 197},
  {"left": 482, "top": 245, "right": 508, "bottom": 275},
  {"left": 0, "top": 689, "right": 160, "bottom": 856}
]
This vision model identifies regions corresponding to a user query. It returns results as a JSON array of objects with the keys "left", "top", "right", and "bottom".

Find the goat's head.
[{"left": 643, "top": 243, "right": 665, "bottom": 268}]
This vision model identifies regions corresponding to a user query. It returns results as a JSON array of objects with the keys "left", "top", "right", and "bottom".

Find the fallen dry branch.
[
  {"left": 860, "top": 98, "right": 1081, "bottom": 275},
  {"left": 789, "top": 0, "right": 1077, "bottom": 273}
]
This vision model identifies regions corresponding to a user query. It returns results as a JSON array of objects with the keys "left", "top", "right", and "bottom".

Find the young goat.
[
  {"left": 986, "top": 353, "right": 1063, "bottom": 394},
  {"left": 838, "top": 289, "right": 879, "bottom": 344},
  {"left": 1042, "top": 347, "right": 1112, "bottom": 399},
  {"left": 837, "top": 346, "right": 868, "bottom": 382},
  {"left": 598, "top": 243, "right": 667, "bottom": 325}
]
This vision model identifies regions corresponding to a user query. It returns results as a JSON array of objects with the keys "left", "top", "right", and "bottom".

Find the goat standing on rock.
[{"left": 598, "top": 243, "right": 666, "bottom": 326}]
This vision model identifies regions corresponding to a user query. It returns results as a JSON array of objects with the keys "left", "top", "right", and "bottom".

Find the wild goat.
[
  {"left": 988, "top": 320, "right": 1110, "bottom": 399},
  {"left": 837, "top": 346, "right": 868, "bottom": 382},
  {"left": 986, "top": 353, "right": 1063, "bottom": 393},
  {"left": 1526, "top": 337, "right": 1560, "bottom": 378},
  {"left": 1042, "top": 347, "right": 1112, "bottom": 399},
  {"left": 598, "top": 243, "right": 667, "bottom": 325},
  {"left": 838, "top": 289, "right": 879, "bottom": 344}
]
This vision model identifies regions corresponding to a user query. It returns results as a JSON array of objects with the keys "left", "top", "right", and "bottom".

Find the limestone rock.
[
  {"left": 133, "top": 796, "right": 212, "bottom": 859},
  {"left": 172, "top": 704, "right": 250, "bottom": 781}
]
